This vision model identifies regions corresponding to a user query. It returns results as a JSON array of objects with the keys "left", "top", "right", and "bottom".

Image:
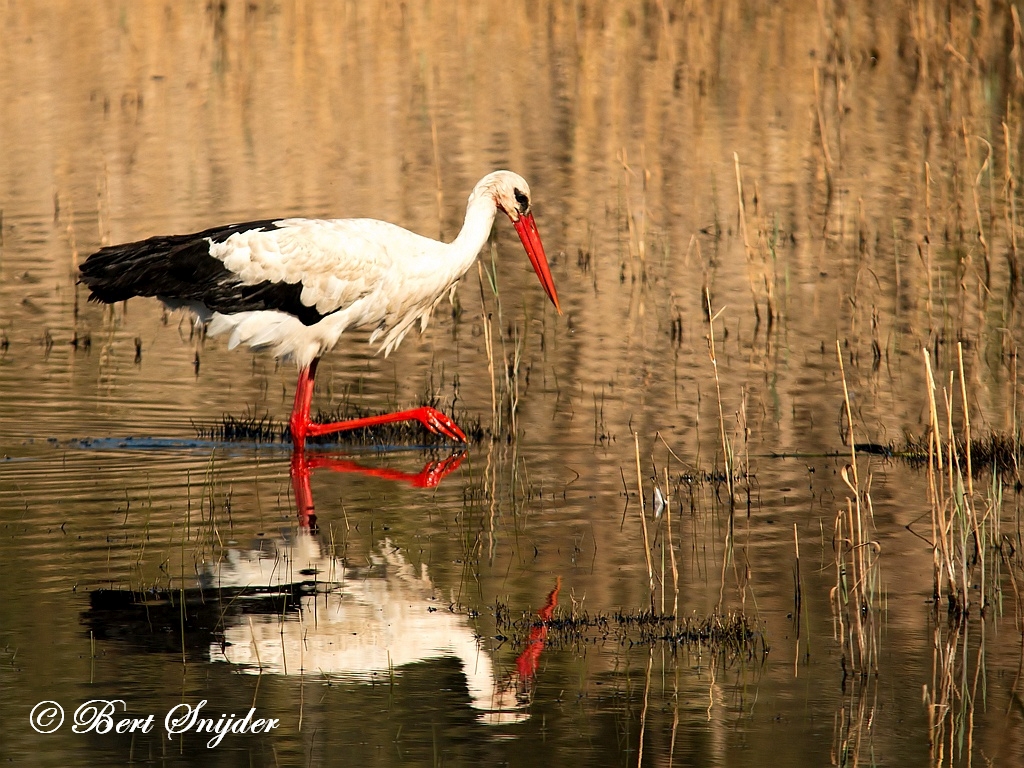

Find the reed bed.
[
  {"left": 832, "top": 342, "right": 884, "bottom": 676},
  {"left": 921, "top": 344, "right": 1003, "bottom": 619}
]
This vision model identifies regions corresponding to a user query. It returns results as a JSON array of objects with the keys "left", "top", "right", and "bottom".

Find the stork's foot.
[{"left": 401, "top": 406, "right": 468, "bottom": 442}]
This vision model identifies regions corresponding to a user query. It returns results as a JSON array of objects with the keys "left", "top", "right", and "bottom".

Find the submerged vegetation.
[{"left": 497, "top": 601, "right": 764, "bottom": 659}]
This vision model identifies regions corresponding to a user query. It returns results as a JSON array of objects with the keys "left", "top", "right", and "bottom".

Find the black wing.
[{"left": 79, "top": 220, "right": 330, "bottom": 326}]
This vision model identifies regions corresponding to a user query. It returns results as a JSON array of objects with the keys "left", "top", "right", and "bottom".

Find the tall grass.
[
  {"left": 922, "top": 344, "right": 1003, "bottom": 619},
  {"left": 832, "top": 341, "right": 883, "bottom": 675}
]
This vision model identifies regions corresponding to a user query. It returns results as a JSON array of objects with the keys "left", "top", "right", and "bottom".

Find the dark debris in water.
[
  {"left": 854, "top": 431, "right": 1021, "bottom": 476},
  {"left": 497, "top": 603, "right": 764, "bottom": 659},
  {"left": 194, "top": 402, "right": 487, "bottom": 446}
]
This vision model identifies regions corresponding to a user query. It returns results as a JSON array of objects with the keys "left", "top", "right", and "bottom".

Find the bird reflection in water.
[
  {"left": 85, "top": 443, "right": 559, "bottom": 724},
  {"left": 204, "top": 530, "right": 559, "bottom": 724},
  {"left": 203, "top": 445, "right": 557, "bottom": 723},
  {"left": 289, "top": 447, "right": 467, "bottom": 530}
]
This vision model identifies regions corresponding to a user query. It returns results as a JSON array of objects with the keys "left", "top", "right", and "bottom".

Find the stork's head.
[{"left": 473, "top": 170, "right": 562, "bottom": 315}]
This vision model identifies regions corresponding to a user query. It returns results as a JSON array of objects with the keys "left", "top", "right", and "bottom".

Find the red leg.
[
  {"left": 288, "top": 359, "right": 319, "bottom": 449},
  {"left": 288, "top": 357, "right": 467, "bottom": 446}
]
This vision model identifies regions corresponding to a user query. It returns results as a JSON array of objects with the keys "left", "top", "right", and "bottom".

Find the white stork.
[{"left": 80, "top": 171, "right": 562, "bottom": 447}]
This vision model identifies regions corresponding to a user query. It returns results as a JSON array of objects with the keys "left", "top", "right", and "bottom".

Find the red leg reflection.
[
  {"left": 290, "top": 447, "right": 467, "bottom": 528},
  {"left": 514, "top": 578, "right": 562, "bottom": 681},
  {"left": 291, "top": 449, "right": 318, "bottom": 530}
]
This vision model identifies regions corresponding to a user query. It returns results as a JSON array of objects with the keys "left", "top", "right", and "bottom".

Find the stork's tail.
[
  {"left": 79, "top": 236, "right": 187, "bottom": 304},
  {"left": 78, "top": 220, "right": 281, "bottom": 304}
]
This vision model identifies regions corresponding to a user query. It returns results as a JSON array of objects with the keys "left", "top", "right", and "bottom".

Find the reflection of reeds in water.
[
  {"left": 734, "top": 153, "right": 778, "bottom": 329},
  {"left": 831, "top": 676, "right": 879, "bottom": 768},
  {"left": 618, "top": 147, "right": 649, "bottom": 285},
  {"left": 923, "top": 620, "right": 986, "bottom": 768},
  {"left": 497, "top": 601, "right": 761, "bottom": 657}
]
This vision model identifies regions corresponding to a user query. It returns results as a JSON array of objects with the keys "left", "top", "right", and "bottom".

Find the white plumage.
[{"left": 205, "top": 218, "right": 461, "bottom": 365}]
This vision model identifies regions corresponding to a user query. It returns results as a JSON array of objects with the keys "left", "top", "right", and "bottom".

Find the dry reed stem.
[
  {"left": 942, "top": 375, "right": 968, "bottom": 609},
  {"left": 665, "top": 466, "right": 679, "bottom": 632},
  {"left": 477, "top": 263, "right": 498, "bottom": 434},
  {"left": 924, "top": 349, "right": 957, "bottom": 599},
  {"left": 834, "top": 341, "right": 881, "bottom": 673},
  {"left": 923, "top": 349, "right": 944, "bottom": 470},
  {"left": 837, "top": 341, "right": 858, "bottom": 479},
  {"left": 705, "top": 288, "right": 734, "bottom": 502},
  {"left": 97, "top": 162, "right": 111, "bottom": 246},
  {"left": 924, "top": 161, "right": 935, "bottom": 323},
  {"left": 957, "top": 342, "right": 974, "bottom": 495},
  {"left": 733, "top": 153, "right": 761, "bottom": 324},
  {"left": 430, "top": 116, "right": 444, "bottom": 240},
  {"left": 503, "top": 330, "right": 522, "bottom": 439},
  {"left": 618, "top": 148, "right": 648, "bottom": 274},
  {"left": 635, "top": 432, "right": 655, "bottom": 611},
  {"left": 248, "top": 616, "right": 263, "bottom": 673}
]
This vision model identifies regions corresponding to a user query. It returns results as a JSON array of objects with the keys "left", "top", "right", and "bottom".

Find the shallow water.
[{"left": 2, "top": 2, "right": 1024, "bottom": 765}]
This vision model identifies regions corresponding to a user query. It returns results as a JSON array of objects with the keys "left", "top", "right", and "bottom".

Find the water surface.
[{"left": 2, "top": 2, "right": 1023, "bottom": 765}]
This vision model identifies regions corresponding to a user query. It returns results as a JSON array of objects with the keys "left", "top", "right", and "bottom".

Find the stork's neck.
[{"left": 448, "top": 193, "right": 500, "bottom": 274}]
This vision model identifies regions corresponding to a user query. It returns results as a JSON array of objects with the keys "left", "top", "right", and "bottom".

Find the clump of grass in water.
[
  {"left": 880, "top": 431, "right": 1021, "bottom": 478},
  {"left": 193, "top": 410, "right": 282, "bottom": 443},
  {"left": 918, "top": 360, "right": 997, "bottom": 762},
  {"left": 920, "top": 344, "right": 1003, "bottom": 620}
]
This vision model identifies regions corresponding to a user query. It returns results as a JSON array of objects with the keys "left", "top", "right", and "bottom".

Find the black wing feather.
[{"left": 79, "top": 220, "right": 330, "bottom": 326}]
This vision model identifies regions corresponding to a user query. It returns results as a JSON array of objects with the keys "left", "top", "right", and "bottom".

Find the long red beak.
[{"left": 511, "top": 211, "right": 562, "bottom": 315}]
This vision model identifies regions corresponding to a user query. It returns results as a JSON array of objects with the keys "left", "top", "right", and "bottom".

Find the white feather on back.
[
  {"left": 211, "top": 219, "right": 425, "bottom": 315},
  {"left": 198, "top": 171, "right": 527, "bottom": 368},
  {"left": 203, "top": 219, "right": 463, "bottom": 367}
]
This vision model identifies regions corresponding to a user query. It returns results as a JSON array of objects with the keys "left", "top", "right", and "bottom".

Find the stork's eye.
[{"left": 513, "top": 188, "right": 530, "bottom": 215}]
